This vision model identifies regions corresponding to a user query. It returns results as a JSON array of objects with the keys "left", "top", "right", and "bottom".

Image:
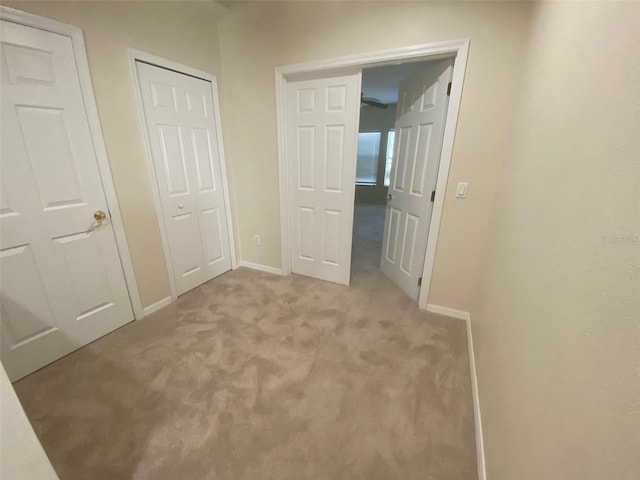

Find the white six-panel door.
[
  {"left": 381, "top": 60, "right": 453, "bottom": 299},
  {"left": 136, "top": 62, "right": 232, "bottom": 295},
  {"left": 286, "top": 73, "right": 361, "bottom": 285},
  {"left": 0, "top": 20, "right": 134, "bottom": 380}
]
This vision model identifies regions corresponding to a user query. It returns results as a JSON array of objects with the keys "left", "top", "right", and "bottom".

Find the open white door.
[
  {"left": 286, "top": 73, "right": 361, "bottom": 285},
  {"left": 0, "top": 19, "right": 134, "bottom": 380},
  {"left": 136, "top": 62, "right": 233, "bottom": 296},
  {"left": 381, "top": 60, "right": 453, "bottom": 300}
]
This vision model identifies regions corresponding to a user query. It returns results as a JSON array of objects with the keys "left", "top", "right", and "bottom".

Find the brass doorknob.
[
  {"left": 385, "top": 194, "right": 392, "bottom": 202},
  {"left": 93, "top": 210, "right": 107, "bottom": 222}
]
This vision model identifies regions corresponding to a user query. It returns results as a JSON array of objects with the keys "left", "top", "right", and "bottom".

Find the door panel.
[
  {"left": 158, "top": 124, "right": 190, "bottom": 196},
  {"left": 287, "top": 73, "right": 361, "bottom": 285},
  {"left": 54, "top": 231, "right": 114, "bottom": 318},
  {"left": 323, "top": 209, "right": 341, "bottom": 265},
  {"left": 17, "top": 106, "right": 83, "bottom": 208},
  {"left": 381, "top": 60, "right": 453, "bottom": 300},
  {"left": 136, "top": 62, "right": 232, "bottom": 295},
  {"left": 0, "top": 20, "right": 133, "bottom": 380},
  {"left": 324, "top": 125, "right": 345, "bottom": 191},
  {"left": 1, "top": 245, "right": 57, "bottom": 344},
  {"left": 385, "top": 207, "right": 401, "bottom": 263},
  {"left": 192, "top": 129, "right": 217, "bottom": 191},
  {"left": 298, "top": 207, "right": 315, "bottom": 260},
  {"left": 200, "top": 208, "right": 224, "bottom": 265},
  {"left": 172, "top": 212, "right": 203, "bottom": 277}
]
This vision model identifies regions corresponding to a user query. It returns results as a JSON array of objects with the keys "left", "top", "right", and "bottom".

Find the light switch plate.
[{"left": 456, "top": 182, "right": 468, "bottom": 198}]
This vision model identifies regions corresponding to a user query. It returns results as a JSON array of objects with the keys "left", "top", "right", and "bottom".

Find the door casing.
[
  {"left": 275, "top": 39, "right": 470, "bottom": 309},
  {"left": 127, "top": 48, "right": 237, "bottom": 303},
  {"left": 0, "top": 6, "right": 142, "bottom": 318}
]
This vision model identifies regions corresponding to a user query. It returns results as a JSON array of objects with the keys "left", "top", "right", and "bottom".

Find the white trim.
[
  {"left": 418, "top": 41, "right": 470, "bottom": 310},
  {"left": 128, "top": 48, "right": 217, "bottom": 83},
  {"left": 0, "top": 6, "right": 144, "bottom": 319},
  {"left": 142, "top": 295, "right": 173, "bottom": 317},
  {"left": 210, "top": 76, "right": 238, "bottom": 271},
  {"left": 427, "top": 303, "right": 486, "bottom": 480},
  {"left": 1, "top": 4, "right": 76, "bottom": 36},
  {"left": 126, "top": 48, "right": 238, "bottom": 303},
  {"left": 426, "top": 303, "right": 470, "bottom": 321},
  {"left": 277, "top": 39, "right": 469, "bottom": 77},
  {"left": 127, "top": 50, "right": 178, "bottom": 302},
  {"left": 275, "top": 40, "right": 470, "bottom": 305},
  {"left": 237, "top": 261, "right": 284, "bottom": 276},
  {"left": 465, "top": 315, "right": 487, "bottom": 480},
  {"left": 275, "top": 70, "right": 291, "bottom": 275}
]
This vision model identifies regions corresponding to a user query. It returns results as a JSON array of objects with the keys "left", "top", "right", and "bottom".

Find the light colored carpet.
[{"left": 14, "top": 202, "right": 477, "bottom": 480}]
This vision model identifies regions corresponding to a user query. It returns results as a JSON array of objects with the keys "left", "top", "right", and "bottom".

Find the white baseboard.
[
  {"left": 426, "top": 303, "right": 470, "bottom": 321},
  {"left": 465, "top": 314, "right": 486, "bottom": 480},
  {"left": 427, "top": 303, "right": 485, "bottom": 479},
  {"left": 237, "top": 260, "right": 284, "bottom": 276},
  {"left": 141, "top": 295, "right": 173, "bottom": 317}
]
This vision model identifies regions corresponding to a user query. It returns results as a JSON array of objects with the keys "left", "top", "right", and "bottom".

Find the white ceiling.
[{"left": 361, "top": 60, "right": 439, "bottom": 105}]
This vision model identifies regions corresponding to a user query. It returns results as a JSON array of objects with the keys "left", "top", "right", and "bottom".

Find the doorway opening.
[
  {"left": 351, "top": 59, "right": 453, "bottom": 300},
  {"left": 276, "top": 40, "right": 469, "bottom": 309},
  {"left": 351, "top": 60, "right": 449, "bottom": 297}
]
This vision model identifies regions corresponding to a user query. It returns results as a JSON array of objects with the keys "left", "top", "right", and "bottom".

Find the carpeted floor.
[{"left": 13, "top": 201, "right": 477, "bottom": 480}]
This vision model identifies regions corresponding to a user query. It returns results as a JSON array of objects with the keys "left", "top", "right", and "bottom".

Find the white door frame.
[
  {"left": 0, "top": 6, "right": 144, "bottom": 319},
  {"left": 127, "top": 48, "right": 237, "bottom": 303},
  {"left": 276, "top": 39, "right": 470, "bottom": 309}
]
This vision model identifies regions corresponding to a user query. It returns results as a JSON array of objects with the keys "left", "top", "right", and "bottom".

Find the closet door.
[{"left": 136, "top": 62, "right": 232, "bottom": 295}]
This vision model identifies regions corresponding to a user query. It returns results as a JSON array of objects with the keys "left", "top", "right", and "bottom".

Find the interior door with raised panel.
[
  {"left": 286, "top": 72, "right": 361, "bottom": 285},
  {"left": 0, "top": 20, "right": 134, "bottom": 380},
  {"left": 380, "top": 60, "right": 453, "bottom": 300},
  {"left": 136, "top": 62, "right": 232, "bottom": 295}
]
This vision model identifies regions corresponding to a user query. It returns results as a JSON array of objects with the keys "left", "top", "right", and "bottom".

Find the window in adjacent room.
[{"left": 356, "top": 131, "right": 381, "bottom": 185}]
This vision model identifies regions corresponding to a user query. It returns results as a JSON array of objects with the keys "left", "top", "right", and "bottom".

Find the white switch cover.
[{"left": 456, "top": 182, "right": 469, "bottom": 198}]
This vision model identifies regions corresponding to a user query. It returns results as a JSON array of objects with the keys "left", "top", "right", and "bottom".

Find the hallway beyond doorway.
[{"left": 351, "top": 202, "right": 385, "bottom": 283}]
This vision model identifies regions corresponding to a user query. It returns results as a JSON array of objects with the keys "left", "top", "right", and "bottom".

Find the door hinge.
[
  {"left": 447, "top": 82, "right": 452, "bottom": 96},
  {"left": 430, "top": 190, "right": 436, "bottom": 202},
  {"left": 418, "top": 277, "right": 422, "bottom": 286}
]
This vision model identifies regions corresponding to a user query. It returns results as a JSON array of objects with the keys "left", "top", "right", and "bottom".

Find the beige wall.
[
  {"left": 217, "top": 1, "right": 534, "bottom": 311},
  {"left": 472, "top": 2, "right": 640, "bottom": 478},
  {"left": 355, "top": 104, "right": 396, "bottom": 204},
  {"left": 0, "top": 2, "right": 636, "bottom": 478},
  {"left": 2, "top": 0, "right": 226, "bottom": 307},
  {"left": 0, "top": 364, "right": 59, "bottom": 479}
]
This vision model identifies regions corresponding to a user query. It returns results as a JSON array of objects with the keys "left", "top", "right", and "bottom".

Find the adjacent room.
[
  {"left": 351, "top": 65, "right": 399, "bottom": 281},
  {"left": 352, "top": 60, "right": 453, "bottom": 299},
  {"left": 1, "top": 2, "right": 638, "bottom": 480}
]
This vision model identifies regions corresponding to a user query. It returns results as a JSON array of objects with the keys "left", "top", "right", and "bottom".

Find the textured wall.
[
  {"left": 0, "top": 364, "right": 59, "bottom": 479},
  {"left": 2, "top": 1, "right": 226, "bottom": 307},
  {"left": 217, "top": 1, "right": 534, "bottom": 312},
  {"left": 472, "top": 2, "right": 640, "bottom": 478}
]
